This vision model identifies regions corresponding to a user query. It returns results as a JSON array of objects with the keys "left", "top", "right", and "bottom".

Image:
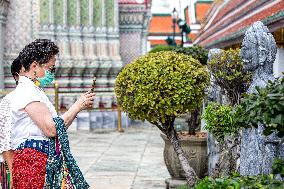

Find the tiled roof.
[
  {"left": 149, "top": 14, "right": 181, "bottom": 34},
  {"left": 195, "top": 2, "right": 212, "bottom": 24},
  {"left": 194, "top": 0, "right": 284, "bottom": 48}
]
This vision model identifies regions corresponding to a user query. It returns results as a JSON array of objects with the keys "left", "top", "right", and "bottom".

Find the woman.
[
  {"left": 0, "top": 56, "right": 24, "bottom": 189},
  {"left": 10, "top": 39, "right": 95, "bottom": 188}
]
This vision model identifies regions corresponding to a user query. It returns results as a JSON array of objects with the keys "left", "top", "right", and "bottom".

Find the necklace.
[{"left": 24, "top": 75, "right": 41, "bottom": 87}]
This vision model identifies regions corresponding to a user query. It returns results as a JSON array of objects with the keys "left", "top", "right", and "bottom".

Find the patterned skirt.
[{"left": 12, "top": 148, "right": 48, "bottom": 189}]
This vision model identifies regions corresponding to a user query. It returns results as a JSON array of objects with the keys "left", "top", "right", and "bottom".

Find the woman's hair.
[
  {"left": 11, "top": 56, "right": 22, "bottom": 85},
  {"left": 19, "top": 39, "right": 59, "bottom": 71},
  {"left": 11, "top": 56, "right": 22, "bottom": 77}
]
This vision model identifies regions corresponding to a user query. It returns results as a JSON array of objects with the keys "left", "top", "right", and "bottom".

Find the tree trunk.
[
  {"left": 166, "top": 122, "right": 198, "bottom": 187},
  {"left": 186, "top": 109, "right": 200, "bottom": 135}
]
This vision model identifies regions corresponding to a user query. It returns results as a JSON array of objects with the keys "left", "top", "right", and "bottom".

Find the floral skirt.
[{"left": 12, "top": 148, "right": 47, "bottom": 189}]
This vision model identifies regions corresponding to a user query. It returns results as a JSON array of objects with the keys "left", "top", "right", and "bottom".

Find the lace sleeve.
[{"left": 0, "top": 97, "right": 12, "bottom": 153}]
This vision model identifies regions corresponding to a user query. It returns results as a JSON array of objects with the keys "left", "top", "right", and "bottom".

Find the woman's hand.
[
  {"left": 75, "top": 91, "right": 96, "bottom": 111},
  {"left": 62, "top": 91, "right": 95, "bottom": 128}
]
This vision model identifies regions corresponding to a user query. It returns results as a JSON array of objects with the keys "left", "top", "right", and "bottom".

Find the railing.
[{"left": 0, "top": 81, "right": 124, "bottom": 132}]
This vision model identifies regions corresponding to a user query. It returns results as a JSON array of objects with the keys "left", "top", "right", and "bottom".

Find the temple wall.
[{"left": 3, "top": 0, "right": 123, "bottom": 109}]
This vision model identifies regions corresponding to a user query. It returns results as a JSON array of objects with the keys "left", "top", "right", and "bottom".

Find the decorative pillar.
[
  {"left": 0, "top": 0, "right": 9, "bottom": 90},
  {"left": 4, "top": 0, "right": 33, "bottom": 88},
  {"left": 119, "top": 2, "right": 151, "bottom": 64}
]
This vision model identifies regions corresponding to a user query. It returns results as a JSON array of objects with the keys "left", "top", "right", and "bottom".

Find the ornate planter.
[{"left": 161, "top": 133, "right": 208, "bottom": 179}]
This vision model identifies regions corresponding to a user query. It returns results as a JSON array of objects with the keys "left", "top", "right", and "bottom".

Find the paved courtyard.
[{"left": 68, "top": 123, "right": 170, "bottom": 189}]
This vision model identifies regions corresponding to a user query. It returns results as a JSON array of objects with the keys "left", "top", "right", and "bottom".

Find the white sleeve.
[
  {"left": 0, "top": 97, "right": 12, "bottom": 154},
  {"left": 14, "top": 85, "right": 42, "bottom": 110}
]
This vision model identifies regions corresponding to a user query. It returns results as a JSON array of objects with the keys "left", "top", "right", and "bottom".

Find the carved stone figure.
[
  {"left": 240, "top": 21, "right": 277, "bottom": 92},
  {"left": 206, "top": 48, "right": 240, "bottom": 177},
  {"left": 240, "top": 21, "right": 279, "bottom": 175}
]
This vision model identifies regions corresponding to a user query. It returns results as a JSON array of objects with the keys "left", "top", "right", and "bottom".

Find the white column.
[
  {"left": 89, "top": 0, "right": 93, "bottom": 26},
  {"left": 273, "top": 47, "right": 284, "bottom": 78},
  {"left": 76, "top": 0, "right": 80, "bottom": 25},
  {"left": 190, "top": 0, "right": 197, "bottom": 24},
  {"left": 114, "top": 0, "right": 119, "bottom": 30},
  {"left": 49, "top": 0, "right": 54, "bottom": 23},
  {"left": 101, "top": 0, "right": 106, "bottom": 30},
  {"left": 63, "top": 0, "right": 67, "bottom": 25}
]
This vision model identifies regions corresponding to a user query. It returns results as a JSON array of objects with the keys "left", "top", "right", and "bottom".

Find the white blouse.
[
  {"left": 10, "top": 76, "right": 57, "bottom": 149},
  {"left": 0, "top": 92, "right": 14, "bottom": 162}
]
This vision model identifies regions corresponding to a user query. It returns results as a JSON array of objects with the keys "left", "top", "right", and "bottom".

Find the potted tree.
[{"left": 115, "top": 51, "right": 209, "bottom": 187}]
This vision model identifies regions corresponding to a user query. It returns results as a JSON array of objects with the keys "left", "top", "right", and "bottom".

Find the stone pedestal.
[
  {"left": 90, "top": 111, "right": 103, "bottom": 130},
  {"left": 165, "top": 178, "right": 187, "bottom": 189},
  {"left": 77, "top": 112, "right": 90, "bottom": 131}
]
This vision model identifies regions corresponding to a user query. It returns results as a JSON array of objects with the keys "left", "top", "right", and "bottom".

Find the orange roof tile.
[
  {"left": 188, "top": 33, "right": 197, "bottom": 41},
  {"left": 149, "top": 14, "right": 181, "bottom": 34},
  {"left": 149, "top": 39, "right": 181, "bottom": 45},
  {"left": 196, "top": 3, "right": 213, "bottom": 23}
]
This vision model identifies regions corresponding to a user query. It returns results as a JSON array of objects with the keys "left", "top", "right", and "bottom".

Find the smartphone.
[{"left": 91, "top": 77, "right": 96, "bottom": 93}]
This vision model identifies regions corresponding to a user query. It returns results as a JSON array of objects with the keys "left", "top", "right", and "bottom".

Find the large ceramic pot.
[{"left": 161, "top": 133, "right": 208, "bottom": 179}]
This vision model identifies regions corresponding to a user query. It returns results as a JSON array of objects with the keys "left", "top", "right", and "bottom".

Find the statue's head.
[{"left": 240, "top": 21, "right": 277, "bottom": 73}]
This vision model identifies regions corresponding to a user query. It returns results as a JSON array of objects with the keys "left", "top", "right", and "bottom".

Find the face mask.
[{"left": 38, "top": 70, "right": 55, "bottom": 87}]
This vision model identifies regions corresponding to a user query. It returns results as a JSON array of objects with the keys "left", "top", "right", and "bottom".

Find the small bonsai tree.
[
  {"left": 115, "top": 51, "right": 209, "bottom": 187},
  {"left": 208, "top": 48, "right": 252, "bottom": 105}
]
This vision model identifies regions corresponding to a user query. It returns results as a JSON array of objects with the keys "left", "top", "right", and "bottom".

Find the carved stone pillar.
[
  {"left": 0, "top": 0, "right": 9, "bottom": 90},
  {"left": 4, "top": 0, "right": 33, "bottom": 88},
  {"left": 118, "top": 2, "right": 151, "bottom": 65}
]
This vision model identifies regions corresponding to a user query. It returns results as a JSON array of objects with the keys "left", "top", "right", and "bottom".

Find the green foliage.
[
  {"left": 208, "top": 48, "right": 252, "bottom": 105},
  {"left": 193, "top": 174, "right": 283, "bottom": 189},
  {"left": 115, "top": 51, "right": 209, "bottom": 125},
  {"left": 272, "top": 158, "right": 284, "bottom": 177},
  {"left": 178, "top": 158, "right": 284, "bottom": 189},
  {"left": 175, "top": 45, "right": 208, "bottom": 65},
  {"left": 234, "top": 77, "right": 284, "bottom": 137},
  {"left": 149, "top": 45, "right": 175, "bottom": 53},
  {"left": 203, "top": 102, "right": 237, "bottom": 142}
]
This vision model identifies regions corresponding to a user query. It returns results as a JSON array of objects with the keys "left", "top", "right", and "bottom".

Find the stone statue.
[
  {"left": 206, "top": 48, "right": 239, "bottom": 177},
  {"left": 240, "top": 21, "right": 279, "bottom": 175},
  {"left": 240, "top": 21, "right": 277, "bottom": 92}
]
